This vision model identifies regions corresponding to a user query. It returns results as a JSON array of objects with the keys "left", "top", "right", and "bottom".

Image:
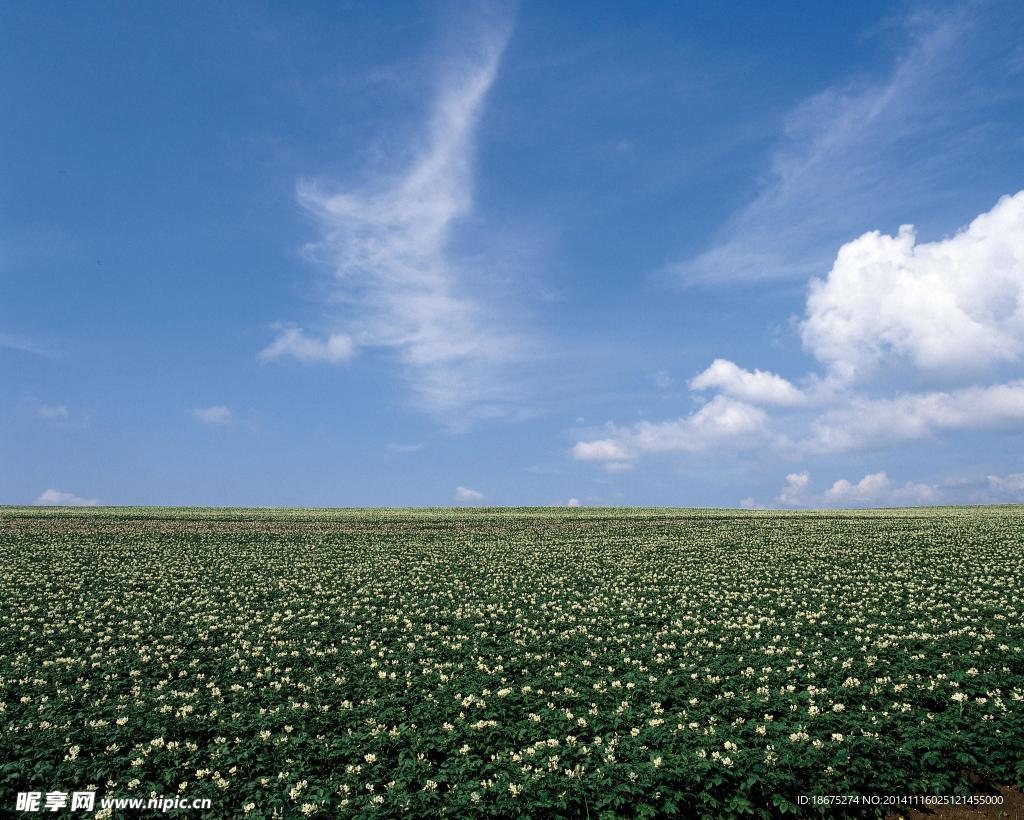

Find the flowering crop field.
[{"left": 1, "top": 506, "right": 1023, "bottom": 818}]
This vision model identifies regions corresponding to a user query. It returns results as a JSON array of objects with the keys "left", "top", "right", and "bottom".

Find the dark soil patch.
[{"left": 890, "top": 786, "right": 1024, "bottom": 820}]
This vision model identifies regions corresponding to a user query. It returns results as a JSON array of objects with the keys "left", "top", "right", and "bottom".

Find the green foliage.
[{"left": 0, "top": 505, "right": 1022, "bottom": 817}]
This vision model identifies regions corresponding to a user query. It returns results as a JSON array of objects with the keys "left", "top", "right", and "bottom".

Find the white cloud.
[
  {"left": 690, "top": 359, "right": 805, "bottom": 406},
  {"left": 824, "top": 471, "right": 937, "bottom": 506},
  {"left": 676, "top": 10, "right": 1019, "bottom": 283},
  {"left": 293, "top": 16, "right": 530, "bottom": 421},
  {"left": 573, "top": 17, "right": 1024, "bottom": 474},
  {"left": 806, "top": 380, "right": 1024, "bottom": 453},
  {"left": 773, "top": 471, "right": 937, "bottom": 508},
  {"left": 0, "top": 332, "right": 48, "bottom": 356},
  {"left": 639, "top": 193, "right": 1024, "bottom": 464},
  {"left": 776, "top": 471, "right": 811, "bottom": 506},
  {"left": 192, "top": 405, "right": 233, "bottom": 425},
  {"left": 385, "top": 443, "right": 422, "bottom": 454},
  {"left": 37, "top": 404, "right": 69, "bottom": 420},
  {"left": 566, "top": 497, "right": 581, "bottom": 507},
  {"left": 987, "top": 472, "right": 1024, "bottom": 498},
  {"left": 258, "top": 327, "right": 355, "bottom": 365},
  {"left": 572, "top": 438, "right": 632, "bottom": 462},
  {"left": 802, "top": 191, "right": 1024, "bottom": 383},
  {"left": 572, "top": 395, "right": 770, "bottom": 463},
  {"left": 454, "top": 485, "right": 484, "bottom": 502},
  {"left": 35, "top": 489, "right": 98, "bottom": 507}
]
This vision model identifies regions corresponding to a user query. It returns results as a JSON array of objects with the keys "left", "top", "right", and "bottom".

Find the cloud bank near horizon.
[{"left": 574, "top": 190, "right": 1024, "bottom": 497}]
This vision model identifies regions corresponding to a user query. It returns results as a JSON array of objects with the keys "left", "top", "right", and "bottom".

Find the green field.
[{"left": 2, "top": 506, "right": 1022, "bottom": 817}]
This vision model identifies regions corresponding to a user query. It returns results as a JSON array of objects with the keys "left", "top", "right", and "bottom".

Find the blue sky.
[{"left": 3, "top": 0, "right": 1024, "bottom": 507}]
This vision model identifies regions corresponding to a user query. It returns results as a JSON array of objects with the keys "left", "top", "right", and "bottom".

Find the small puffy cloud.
[
  {"left": 454, "top": 485, "right": 484, "bottom": 502},
  {"left": 572, "top": 439, "right": 632, "bottom": 462},
  {"left": 566, "top": 497, "right": 581, "bottom": 507},
  {"left": 193, "top": 405, "right": 232, "bottom": 425},
  {"left": 801, "top": 190, "right": 1024, "bottom": 384},
  {"left": 690, "top": 359, "right": 805, "bottom": 406},
  {"left": 572, "top": 396, "right": 770, "bottom": 464},
  {"left": 774, "top": 470, "right": 937, "bottom": 508},
  {"left": 258, "top": 327, "right": 354, "bottom": 364},
  {"left": 776, "top": 471, "right": 811, "bottom": 506},
  {"left": 33, "top": 402, "right": 90, "bottom": 428},
  {"left": 35, "top": 489, "right": 98, "bottom": 507},
  {"left": 987, "top": 473, "right": 1024, "bottom": 498},
  {"left": 37, "top": 404, "right": 69, "bottom": 420},
  {"left": 824, "top": 471, "right": 937, "bottom": 506}
]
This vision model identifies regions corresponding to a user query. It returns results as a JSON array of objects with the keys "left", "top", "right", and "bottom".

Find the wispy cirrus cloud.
[
  {"left": 0, "top": 332, "right": 49, "bottom": 357},
  {"left": 674, "top": 6, "right": 1021, "bottom": 284},
  {"left": 277, "top": 11, "right": 533, "bottom": 424},
  {"left": 385, "top": 442, "right": 422, "bottom": 455}
]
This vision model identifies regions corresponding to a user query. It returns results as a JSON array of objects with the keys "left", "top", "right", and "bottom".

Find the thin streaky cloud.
[
  {"left": 294, "top": 13, "right": 532, "bottom": 423},
  {"left": 37, "top": 404, "right": 70, "bottom": 420},
  {"left": 803, "top": 381, "right": 1024, "bottom": 454},
  {"left": 0, "top": 332, "right": 49, "bottom": 357},
  {"left": 193, "top": 405, "right": 233, "bottom": 425},
  {"left": 385, "top": 443, "right": 423, "bottom": 455},
  {"left": 673, "top": 7, "right": 1013, "bottom": 284}
]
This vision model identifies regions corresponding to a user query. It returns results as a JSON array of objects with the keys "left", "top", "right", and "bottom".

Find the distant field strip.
[{"left": 1, "top": 507, "right": 1022, "bottom": 817}]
